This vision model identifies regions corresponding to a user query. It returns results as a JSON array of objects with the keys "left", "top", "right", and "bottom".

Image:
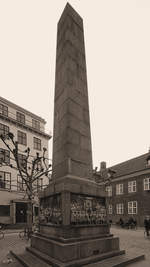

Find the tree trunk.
[
  {"left": 27, "top": 199, "right": 33, "bottom": 235},
  {"left": 27, "top": 180, "right": 33, "bottom": 236}
]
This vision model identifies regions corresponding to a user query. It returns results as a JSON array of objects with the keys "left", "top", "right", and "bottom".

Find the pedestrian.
[
  {"left": 144, "top": 216, "right": 150, "bottom": 237},
  {"left": 119, "top": 217, "right": 124, "bottom": 228}
]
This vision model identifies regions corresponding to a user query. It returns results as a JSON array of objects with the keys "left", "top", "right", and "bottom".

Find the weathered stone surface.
[
  {"left": 31, "top": 234, "right": 120, "bottom": 263},
  {"left": 39, "top": 224, "right": 110, "bottom": 239},
  {"left": 52, "top": 2, "right": 92, "bottom": 180},
  {"left": 39, "top": 175, "right": 106, "bottom": 198}
]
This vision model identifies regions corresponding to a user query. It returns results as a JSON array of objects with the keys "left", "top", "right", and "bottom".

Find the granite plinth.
[
  {"left": 39, "top": 224, "right": 110, "bottom": 240},
  {"left": 31, "top": 233, "right": 121, "bottom": 263}
]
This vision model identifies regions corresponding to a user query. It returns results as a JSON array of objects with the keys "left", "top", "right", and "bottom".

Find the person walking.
[{"left": 144, "top": 216, "right": 150, "bottom": 237}]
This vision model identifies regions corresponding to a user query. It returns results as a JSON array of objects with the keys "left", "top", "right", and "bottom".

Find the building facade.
[
  {"left": 104, "top": 153, "right": 150, "bottom": 226},
  {"left": 0, "top": 96, "right": 51, "bottom": 225}
]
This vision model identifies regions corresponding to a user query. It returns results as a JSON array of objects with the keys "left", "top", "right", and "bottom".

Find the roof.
[
  {"left": 0, "top": 96, "right": 46, "bottom": 124},
  {"left": 109, "top": 152, "right": 150, "bottom": 178}
]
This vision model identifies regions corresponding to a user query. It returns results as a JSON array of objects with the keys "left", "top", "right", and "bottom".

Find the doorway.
[{"left": 16, "top": 202, "right": 27, "bottom": 223}]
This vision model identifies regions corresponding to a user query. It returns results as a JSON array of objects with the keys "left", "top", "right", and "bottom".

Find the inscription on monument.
[
  {"left": 40, "top": 194, "right": 62, "bottom": 225},
  {"left": 40, "top": 193, "right": 106, "bottom": 226},
  {"left": 71, "top": 194, "right": 106, "bottom": 225}
]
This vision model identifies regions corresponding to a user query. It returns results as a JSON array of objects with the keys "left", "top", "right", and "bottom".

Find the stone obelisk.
[
  {"left": 52, "top": 2, "right": 93, "bottom": 180},
  {"left": 30, "top": 4, "right": 123, "bottom": 266}
]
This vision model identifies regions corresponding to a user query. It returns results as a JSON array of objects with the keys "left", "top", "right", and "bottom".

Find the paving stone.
[{"left": 0, "top": 233, "right": 29, "bottom": 265}]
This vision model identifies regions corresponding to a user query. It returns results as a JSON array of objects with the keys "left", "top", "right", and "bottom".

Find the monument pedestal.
[
  {"left": 30, "top": 232, "right": 123, "bottom": 266},
  {"left": 30, "top": 176, "right": 124, "bottom": 266}
]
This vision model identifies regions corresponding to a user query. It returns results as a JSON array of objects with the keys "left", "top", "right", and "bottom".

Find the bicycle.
[
  {"left": 144, "top": 230, "right": 150, "bottom": 238},
  {"left": 0, "top": 224, "right": 5, "bottom": 240},
  {"left": 0, "top": 230, "right": 4, "bottom": 240},
  {"left": 19, "top": 227, "right": 32, "bottom": 240}
]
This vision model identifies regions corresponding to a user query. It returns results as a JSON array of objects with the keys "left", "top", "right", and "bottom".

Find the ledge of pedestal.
[{"left": 39, "top": 175, "right": 105, "bottom": 198}]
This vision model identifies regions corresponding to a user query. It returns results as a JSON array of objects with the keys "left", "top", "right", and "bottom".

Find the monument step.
[
  {"left": 26, "top": 247, "right": 125, "bottom": 267},
  {"left": 10, "top": 247, "right": 144, "bottom": 267},
  {"left": 27, "top": 247, "right": 145, "bottom": 267},
  {"left": 10, "top": 249, "right": 52, "bottom": 267},
  {"left": 85, "top": 252, "right": 145, "bottom": 267}
]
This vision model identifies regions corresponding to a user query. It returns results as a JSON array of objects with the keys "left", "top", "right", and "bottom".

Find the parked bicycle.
[
  {"left": 116, "top": 217, "right": 137, "bottom": 229},
  {"left": 19, "top": 224, "right": 39, "bottom": 240},
  {"left": 0, "top": 224, "right": 5, "bottom": 240},
  {"left": 19, "top": 226, "right": 32, "bottom": 240}
]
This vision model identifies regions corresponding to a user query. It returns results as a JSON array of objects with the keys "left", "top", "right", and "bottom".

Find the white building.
[{"left": 0, "top": 96, "right": 51, "bottom": 225}]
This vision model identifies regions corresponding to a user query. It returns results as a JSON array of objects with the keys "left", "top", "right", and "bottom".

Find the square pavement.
[
  {"left": 0, "top": 227, "right": 150, "bottom": 267},
  {"left": 0, "top": 232, "right": 30, "bottom": 267}
]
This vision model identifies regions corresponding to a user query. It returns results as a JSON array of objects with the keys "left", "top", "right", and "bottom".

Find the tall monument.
[
  {"left": 52, "top": 2, "right": 93, "bottom": 180},
  {"left": 30, "top": 3, "right": 124, "bottom": 266},
  {"left": 11, "top": 4, "right": 145, "bottom": 266}
]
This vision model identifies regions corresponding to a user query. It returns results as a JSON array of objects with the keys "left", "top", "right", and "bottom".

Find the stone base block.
[
  {"left": 31, "top": 233, "right": 121, "bottom": 263},
  {"left": 39, "top": 224, "right": 110, "bottom": 240}
]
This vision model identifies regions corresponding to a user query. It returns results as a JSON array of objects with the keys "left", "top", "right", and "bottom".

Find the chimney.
[{"left": 100, "top": 161, "right": 106, "bottom": 171}]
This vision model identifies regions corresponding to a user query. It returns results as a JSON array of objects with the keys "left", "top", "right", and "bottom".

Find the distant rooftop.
[
  {"left": 109, "top": 152, "right": 150, "bottom": 178},
  {"left": 0, "top": 96, "right": 46, "bottom": 123}
]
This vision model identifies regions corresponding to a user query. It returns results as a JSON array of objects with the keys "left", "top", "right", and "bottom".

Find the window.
[
  {"left": 0, "top": 149, "right": 10, "bottom": 164},
  {"left": 116, "top": 184, "right": 123, "bottom": 195},
  {"left": 108, "top": 204, "right": 112, "bottom": 214},
  {"left": 147, "top": 159, "right": 150, "bottom": 166},
  {"left": 106, "top": 186, "right": 112, "bottom": 197},
  {"left": 144, "top": 178, "right": 150, "bottom": 191},
  {"left": 17, "top": 175, "right": 26, "bottom": 191},
  {"left": 0, "top": 171, "right": 11, "bottom": 189},
  {"left": 16, "top": 112, "right": 25, "bottom": 124},
  {"left": 116, "top": 203, "right": 124, "bottom": 215},
  {"left": 0, "top": 104, "right": 8, "bottom": 117},
  {"left": 18, "top": 131, "right": 27, "bottom": 145},
  {"left": 33, "top": 137, "right": 41, "bottom": 150},
  {"left": 0, "top": 123, "right": 9, "bottom": 137},
  {"left": 128, "top": 201, "right": 137, "bottom": 214},
  {"left": 32, "top": 119, "right": 40, "bottom": 130},
  {"left": 128, "top": 180, "right": 136, "bottom": 193},
  {"left": 0, "top": 205, "right": 10, "bottom": 216},
  {"left": 18, "top": 154, "right": 26, "bottom": 169}
]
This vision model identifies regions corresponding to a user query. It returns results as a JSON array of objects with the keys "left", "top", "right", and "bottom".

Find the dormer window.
[
  {"left": 0, "top": 103, "right": 8, "bottom": 117},
  {"left": 146, "top": 154, "right": 150, "bottom": 166},
  {"left": 16, "top": 112, "right": 25, "bottom": 124},
  {"left": 32, "top": 119, "right": 40, "bottom": 130}
]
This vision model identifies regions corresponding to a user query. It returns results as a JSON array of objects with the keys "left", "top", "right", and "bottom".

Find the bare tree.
[
  {"left": 94, "top": 166, "right": 115, "bottom": 186},
  {"left": 94, "top": 166, "right": 116, "bottom": 224},
  {"left": 0, "top": 132, "right": 51, "bottom": 235}
]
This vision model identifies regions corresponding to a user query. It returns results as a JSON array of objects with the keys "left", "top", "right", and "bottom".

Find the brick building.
[
  {"left": 0, "top": 96, "right": 51, "bottom": 225},
  {"left": 102, "top": 153, "right": 150, "bottom": 226}
]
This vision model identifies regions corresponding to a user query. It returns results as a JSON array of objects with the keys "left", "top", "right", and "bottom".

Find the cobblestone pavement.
[
  {"left": 0, "top": 228, "right": 150, "bottom": 267},
  {"left": 0, "top": 232, "right": 30, "bottom": 267},
  {"left": 86, "top": 226, "right": 150, "bottom": 266},
  {"left": 111, "top": 227, "right": 150, "bottom": 267}
]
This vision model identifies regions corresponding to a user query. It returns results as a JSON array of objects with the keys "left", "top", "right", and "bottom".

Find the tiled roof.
[{"left": 109, "top": 152, "right": 150, "bottom": 178}]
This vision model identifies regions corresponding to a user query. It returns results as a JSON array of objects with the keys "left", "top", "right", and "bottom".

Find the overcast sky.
[{"left": 0, "top": 0, "right": 150, "bottom": 169}]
